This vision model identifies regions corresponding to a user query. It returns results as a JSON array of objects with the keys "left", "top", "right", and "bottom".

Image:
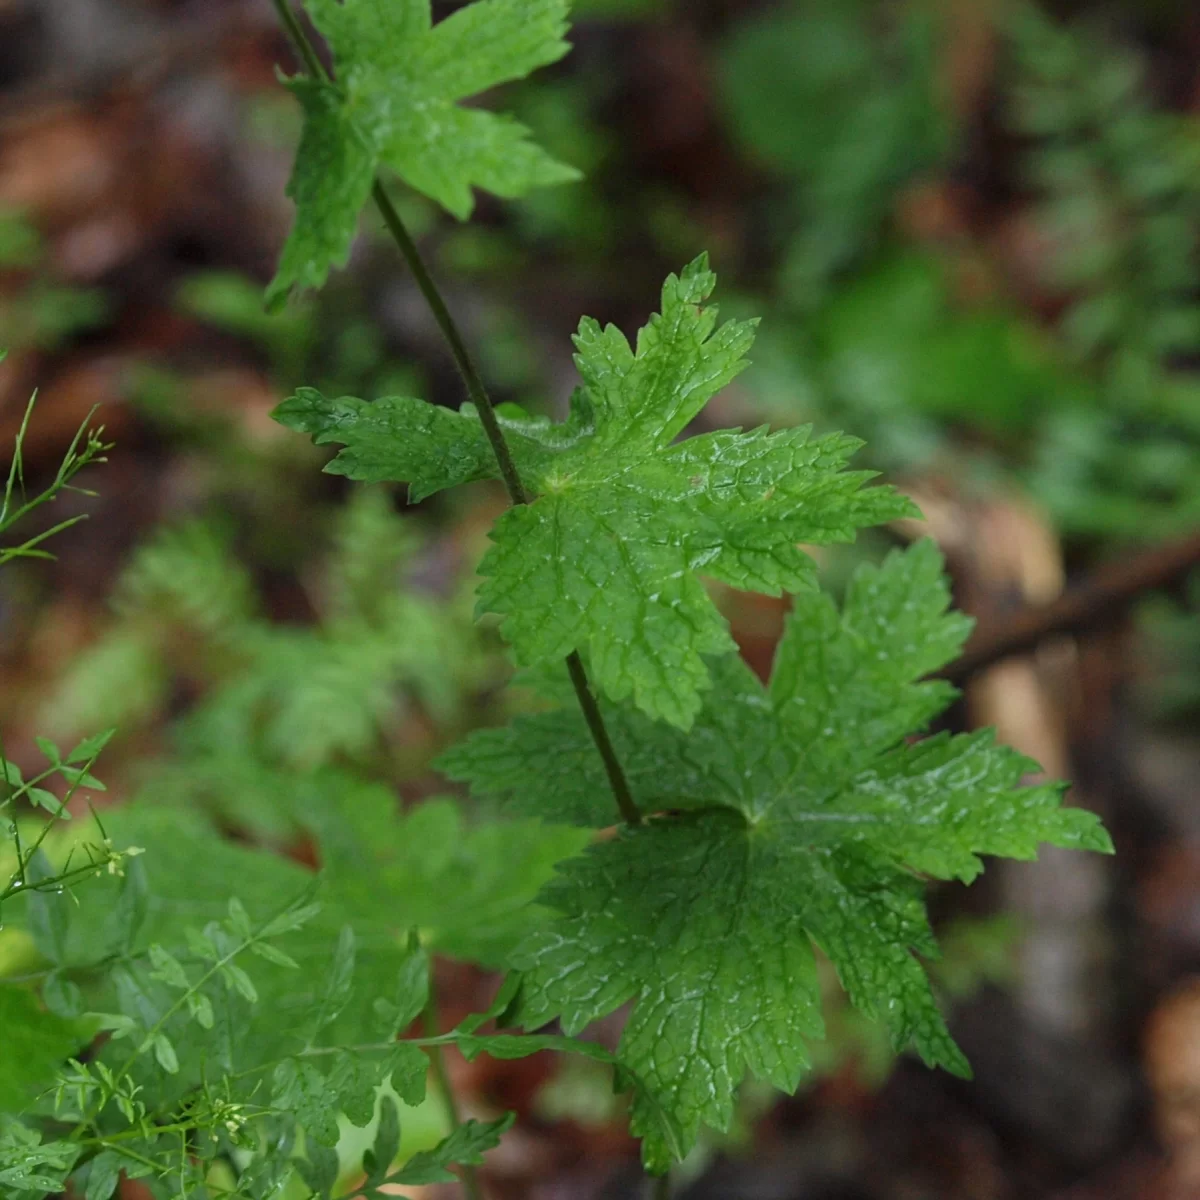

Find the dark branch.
[{"left": 940, "top": 529, "right": 1200, "bottom": 684}]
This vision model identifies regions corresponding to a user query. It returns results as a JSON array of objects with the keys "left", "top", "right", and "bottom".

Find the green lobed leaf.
[
  {"left": 385, "top": 1042, "right": 429, "bottom": 1108},
  {"left": 278, "top": 257, "right": 912, "bottom": 726},
  {"left": 268, "top": 0, "right": 579, "bottom": 305},
  {"left": 296, "top": 781, "right": 590, "bottom": 967},
  {"left": 444, "top": 540, "right": 1113, "bottom": 1167},
  {"left": 296, "top": 1139, "right": 339, "bottom": 1199},
  {"left": 25, "top": 850, "right": 71, "bottom": 965},
  {"left": 309, "top": 925, "right": 357, "bottom": 1036},
  {"left": 0, "top": 988, "right": 91, "bottom": 1112},
  {"left": 448, "top": 1029, "right": 682, "bottom": 1156},
  {"left": 102, "top": 855, "right": 148, "bottom": 957},
  {"left": 273, "top": 1042, "right": 428, "bottom": 1149},
  {"left": 0, "top": 1118, "right": 79, "bottom": 1192},
  {"left": 371, "top": 933, "right": 429, "bottom": 1038},
  {"left": 384, "top": 1113, "right": 515, "bottom": 1187},
  {"left": 272, "top": 1059, "right": 342, "bottom": 1146},
  {"left": 83, "top": 1150, "right": 123, "bottom": 1200},
  {"left": 272, "top": 389, "right": 577, "bottom": 503},
  {"left": 362, "top": 1093, "right": 401, "bottom": 1189},
  {"left": 328, "top": 1049, "right": 384, "bottom": 1127}
]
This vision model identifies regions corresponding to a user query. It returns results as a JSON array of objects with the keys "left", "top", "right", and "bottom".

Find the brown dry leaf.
[{"left": 0, "top": 108, "right": 119, "bottom": 224}]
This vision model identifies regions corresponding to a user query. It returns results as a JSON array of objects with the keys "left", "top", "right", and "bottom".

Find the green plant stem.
[
  {"left": 374, "top": 186, "right": 640, "bottom": 825},
  {"left": 266, "top": 0, "right": 642, "bottom": 827},
  {"left": 652, "top": 1172, "right": 671, "bottom": 1199},
  {"left": 565, "top": 651, "right": 641, "bottom": 825},
  {"left": 424, "top": 988, "right": 484, "bottom": 1200},
  {"left": 369, "top": 181, "right": 530, "bottom": 507},
  {"left": 269, "top": 0, "right": 325, "bottom": 79}
]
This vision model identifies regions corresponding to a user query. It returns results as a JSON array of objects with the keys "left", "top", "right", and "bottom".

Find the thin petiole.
[
  {"left": 267, "top": 0, "right": 641, "bottom": 828},
  {"left": 424, "top": 984, "right": 485, "bottom": 1200}
]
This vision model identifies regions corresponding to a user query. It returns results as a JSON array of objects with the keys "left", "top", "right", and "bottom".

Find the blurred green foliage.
[
  {"left": 721, "top": 0, "right": 950, "bottom": 306},
  {"left": 715, "top": 0, "right": 1200, "bottom": 545},
  {"left": 0, "top": 210, "right": 107, "bottom": 351},
  {"left": 1006, "top": 3, "right": 1200, "bottom": 537},
  {"left": 42, "top": 490, "right": 503, "bottom": 842},
  {"left": 1008, "top": 4, "right": 1200, "bottom": 396},
  {"left": 1137, "top": 570, "right": 1200, "bottom": 720},
  {"left": 748, "top": 251, "right": 1090, "bottom": 468}
]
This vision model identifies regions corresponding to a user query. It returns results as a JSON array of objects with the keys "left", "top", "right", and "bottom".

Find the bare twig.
[{"left": 940, "top": 529, "right": 1200, "bottom": 684}]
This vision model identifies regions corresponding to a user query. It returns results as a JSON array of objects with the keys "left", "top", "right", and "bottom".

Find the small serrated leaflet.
[
  {"left": 295, "top": 1139, "right": 339, "bottom": 1199},
  {"left": 147, "top": 944, "right": 189, "bottom": 990},
  {"left": 385, "top": 1114, "right": 515, "bottom": 1186},
  {"left": 65, "top": 729, "right": 115, "bottom": 765},
  {"left": 272, "top": 1059, "right": 341, "bottom": 1146},
  {"left": 250, "top": 941, "right": 300, "bottom": 969},
  {"left": 310, "top": 925, "right": 356, "bottom": 1035},
  {"left": 220, "top": 962, "right": 258, "bottom": 1004},
  {"left": 151, "top": 1033, "right": 179, "bottom": 1075},
  {"left": 387, "top": 1041, "right": 428, "bottom": 1108},
  {"left": 362, "top": 1093, "right": 401, "bottom": 1187},
  {"left": 225, "top": 897, "right": 251, "bottom": 938}
]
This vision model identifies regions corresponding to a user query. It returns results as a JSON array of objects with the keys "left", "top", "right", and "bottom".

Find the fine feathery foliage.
[
  {"left": 1, "top": 383, "right": 125, "bottom": 926},
  {"left": 0, "top": 370, "right": 110, "bottom": 569},
  {"left": 277, "top": 256, "right": 913, "bottom": 727},
  {"left": 268, "top": 0, "right": 580, "bottom": 305}
]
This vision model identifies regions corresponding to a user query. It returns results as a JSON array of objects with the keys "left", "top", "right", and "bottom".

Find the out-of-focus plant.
[
  {"left": 720, "top": 0, "right": 950, "bottom": 308},
  {"left": 1007, "top": 4, "right": 1200, "bottom": 405},
  {"left": 42, "top": 488, "right": 503, "bottom": 841},
  {"left": 1137, "top": 570, "right": 1200, "bottom": 720},
  {"left": 0, "top": 374, "right": 133, "bottom": 1126},
  {"left": 0, "top": 211, "right": 107, "bottom": 351},
  {"left": 744, "top": 250, "right": 1092, "bottom": 476},
  {"left": 718, "top": 1, "right": 1200, "bottom": 546},
  {"left": 176, "top": 268, "right": 425, "bottom": 403},
  {"left": 1006, "top": 3, "right": 1200, "bottom": 539}
]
